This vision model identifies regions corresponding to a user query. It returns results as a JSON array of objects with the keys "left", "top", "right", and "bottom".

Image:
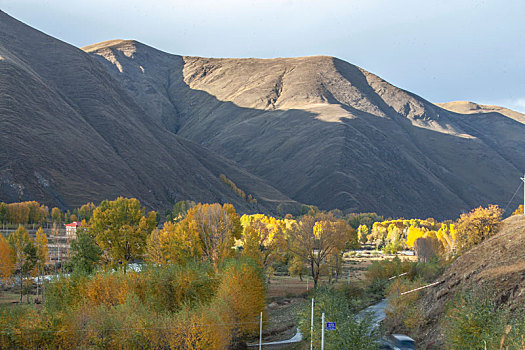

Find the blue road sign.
[{"left": 326, "top": 322, "right": 336, "bottom": 331}]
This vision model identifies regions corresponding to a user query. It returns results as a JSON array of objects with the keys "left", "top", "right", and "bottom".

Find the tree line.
[{"left": 0, "top": 201, "right": 96, "bottom": 226}]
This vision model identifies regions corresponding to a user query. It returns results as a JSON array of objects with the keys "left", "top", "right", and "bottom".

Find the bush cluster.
[{"left": 0, "top": 259, "right": 266, "bottom": 349}]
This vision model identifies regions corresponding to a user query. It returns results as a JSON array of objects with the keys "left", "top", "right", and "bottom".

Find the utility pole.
[
  {"left": 321, "top": 312, "right": 325, "bottom": 350},
  {"left": 259, "top": 312, "right": 263, "bottom": 350},
  {"left": 310, "top": 298, "right": 314, "bottom": 350},
  {"left": 522, "top": 174, "right": 525, "bottom": 216}
]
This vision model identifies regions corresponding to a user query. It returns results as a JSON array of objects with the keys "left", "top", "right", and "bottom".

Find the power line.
[{"left": 503, "top": 181, "right": 523, "bottom": 213}]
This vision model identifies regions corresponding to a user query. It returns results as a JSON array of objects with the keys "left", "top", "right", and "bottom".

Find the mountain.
[
  {"left": 84, "top": 40, "right": 525, "bottom": 219},
  {"left": 0, "top": 11, "right": 297, "bottom": 213},
  {"left": 436, "top": 100, "right": 525, "bottom": 124}
]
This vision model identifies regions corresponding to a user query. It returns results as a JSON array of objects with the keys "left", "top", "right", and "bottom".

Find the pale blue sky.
[{"left": 1, "top": 0, "right": 524, "bottom": 112}]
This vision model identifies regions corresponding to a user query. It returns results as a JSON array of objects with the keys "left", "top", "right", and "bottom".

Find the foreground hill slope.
[
  {"left": 0, "top": 11, "right": 296, "bottom": 212},
  {"left": 417, "top": 215, "right": 525, "bottom": 347},
  {"left": 85, "top": 40, "right": 525, "bottom": 218}
]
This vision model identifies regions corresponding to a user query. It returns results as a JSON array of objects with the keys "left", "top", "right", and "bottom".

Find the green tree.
[
  {"left": 70, "top": 228, "right": 102, "bottom": 274},
  {"left": 90, "top": 197, "right": 156, "bottom": 270},
  {"left": 0, "top": 202, "right": 8, "bottom": 224}
]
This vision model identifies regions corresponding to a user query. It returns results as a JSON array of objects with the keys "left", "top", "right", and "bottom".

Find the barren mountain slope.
[
  {"left": 414, "top": 215, "right": 525, "bottom": 347},
  {"left": 85, "top": 40, "right": 525, "bottom": 218},
  {"left": 0, "top": 11, "right": 296, "bottom": 212},
  {"left": 437, "top": 101, "right": 525, "bottom": 124}
]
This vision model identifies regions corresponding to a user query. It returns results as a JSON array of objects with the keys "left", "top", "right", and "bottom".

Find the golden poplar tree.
[
  {"left": 0, "top": 234, "right": 14, "bottom": 282},
  {"left": 34, "top": 228, "right": 49, "bottom": 299}
]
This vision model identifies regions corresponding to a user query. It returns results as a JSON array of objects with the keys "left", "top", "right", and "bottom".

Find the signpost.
[
  {"left": 321, "top": 313, "right": 325, "bottom": 350},
  {"left": 310, "top": 298, "right": 314, "bottom": 350},
  {"left": 326, "top": 322, "right": 336, "bottom": 331}
]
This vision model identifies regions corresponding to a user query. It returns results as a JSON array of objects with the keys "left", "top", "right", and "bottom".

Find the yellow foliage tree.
[
  {"left": 512, "top": 204, "right": 524, "bottom": 216},
  {"left": 0, "top": 234, "right": 14, "bottom": 282},
  {"left": 406, "top": 226, "right": 428, "bottom": 249},
  {"left": 185, "top": 203, "right": 242, "bottom": 269},
  {"left": 146, "top": 219, "right": 201, "bottom": 265},
  {"left": 435, "top": 224, "right": 457, "bottom": 258},
  {"left": 240, "top": 214, "right": 285, "bottom": 274},
  {"left": 217, "top": 260, "right": 266, "bottom": 338},
  {"left": 456, "top": 205, "right": 503, "bottom": 252},
  {"left": 357, "top": 224, "right": 369, "bottom": 244},
  {"left": 34, "top": 227, "right": 49, "bottom": 299}
]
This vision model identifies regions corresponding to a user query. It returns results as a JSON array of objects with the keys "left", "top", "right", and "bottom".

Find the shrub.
[
  {"left": 384, "top": 278, "right": 425, "bottom": 333},
  {"left": 443, "top": 290, "right": 525, "bottom": 350}
]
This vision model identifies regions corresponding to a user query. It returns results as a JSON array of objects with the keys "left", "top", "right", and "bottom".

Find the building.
[{"left": 65, "top": 221, "right": 82, "bottom": 238}]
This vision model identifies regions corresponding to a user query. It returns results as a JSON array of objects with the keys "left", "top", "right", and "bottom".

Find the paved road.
[
  {"left": 247, "top": 328, "right": 303, "bottom": 348},
  {"left": 357, "top": 299, "right": 387, "bottom": 331}
]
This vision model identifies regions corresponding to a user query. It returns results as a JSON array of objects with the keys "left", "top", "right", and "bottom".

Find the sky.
[{"left": 1, "top": 0, "right": 524, "bottom": 112}]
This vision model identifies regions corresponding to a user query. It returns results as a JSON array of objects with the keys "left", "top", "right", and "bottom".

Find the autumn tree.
[
  {"left": 357, "top": 224, "right": 369, "bottom": 244},
  {"left": 77, "top": 202, "right": 95, "bottom": 221},
  {"left": 166, "top": 200, "right": 196, "bottom": 222},
  {"left": 288, "top": 255, "right": 307, "bottom": 281},
  {"left": 34, "top": 228, "right": 49, "bottom": 299},
  {"left": 456, "top": 205, "right": 503, "bottom": 253},
  {"left": 0, "top": 234, "right": 14, "bottom": 282},
  {"left": 217, "top": 259, "right": 266, "bottom": 338},
  {"left": 51, "top": 207, "right": 62, "bottom": 223},
  {"left": 512, "top": 204, "right": 524, "bottom": 216},
  {"left": 145, "top": 219, "right": 201, "bottom": 265},
  {"left": 435, "top": 224, "right": 457, "bottom": 258},
  {"left": 240, "top": 214, "right": 285, "bottom": 276},
  {"left": 7, "top": 203, "right": 30, "bottom": 224},
  {"left": 185, "top": 203, "right": 242, "bottom": 269},
  {"left": 26, "top": 201, "right": 46, "bottom": 224},
  {"left": 90, "top": 197, "right": 157, "bottom": 270},
  {"left": 8, "top": 226, "right": 38, "bottom": 302},
  {"left": 287, "top": 213, "right": 350, "bottom": 288},
  {"left": 414, "top": 236, "right": 441, "bottom": 262}
]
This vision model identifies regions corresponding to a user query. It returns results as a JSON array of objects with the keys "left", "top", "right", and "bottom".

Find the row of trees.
[
  {"left": 355, "top": 205, "right": 505, "bottom": 262},
  {"left": 0, "top": 201, "right": 96, "bottom": 225}
]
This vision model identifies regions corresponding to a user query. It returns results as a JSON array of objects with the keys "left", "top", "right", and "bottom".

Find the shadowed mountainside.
[
  {"left": 84, "top": 40, "right": 525, "bottom": 219},
  {"left": 0, "top": 11, "right": 297, "bottom": 213}
]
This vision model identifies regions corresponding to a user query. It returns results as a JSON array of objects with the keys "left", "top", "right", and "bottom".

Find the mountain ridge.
[
  {"left": 83, "top": 39, "right": 525, "bottom": 219},
  {"left": 0, "top": 11, "right": 297, "bottom": 213}
]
